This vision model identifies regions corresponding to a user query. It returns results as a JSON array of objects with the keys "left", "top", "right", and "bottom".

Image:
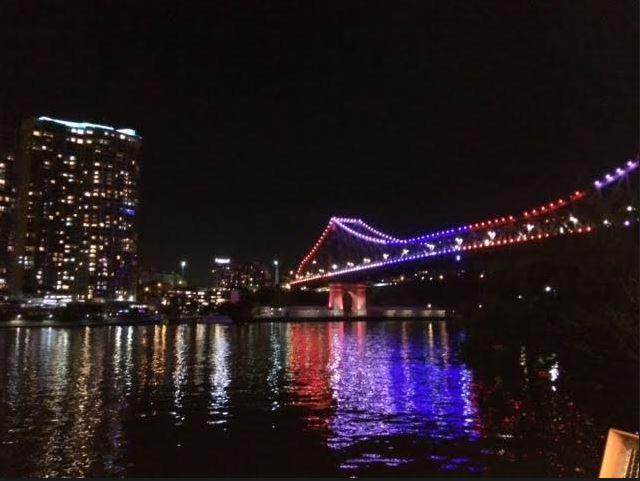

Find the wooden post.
[{"left": 599, "top": 428, "right": 639, "bottom": 478}]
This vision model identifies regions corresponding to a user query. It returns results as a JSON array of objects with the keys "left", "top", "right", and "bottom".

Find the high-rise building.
[
  {"left": 14, "top": 116, "right": 141, "bottom": 300},
  {"left": 0, "top": 126, "right": 17, "bottom": 294}
]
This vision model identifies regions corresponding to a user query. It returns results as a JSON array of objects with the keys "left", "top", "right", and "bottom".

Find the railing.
[
  {"left": 599, "top": 429, "right": 639, "bottom": 478},
  {"left": 252, "top": 306, "right": 448, "bottom": 319}
]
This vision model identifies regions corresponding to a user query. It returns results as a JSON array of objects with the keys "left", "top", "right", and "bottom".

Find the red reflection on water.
[{"left": 286, "top": 323, "right": 335, "bottom": 432}]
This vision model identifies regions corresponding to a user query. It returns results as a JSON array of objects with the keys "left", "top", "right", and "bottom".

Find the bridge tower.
[{"left": 328, "top": 283, "right": 367, "bottom": 316}]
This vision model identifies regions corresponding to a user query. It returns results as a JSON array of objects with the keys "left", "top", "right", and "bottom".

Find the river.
[{"left": 0, "top": 321, "right": 631, "bottom": 476}]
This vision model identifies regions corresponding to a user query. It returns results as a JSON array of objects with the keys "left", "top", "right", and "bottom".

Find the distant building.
[
  {"left": 138, "top": 281, "right": 220, "bottom": 316},
  {"left": 211, "top": 258, "right": 271, "bottom": 294},
  {"left": 14, "top": 116, "right": 141, "bottom": 300},
  {"left": 0, "top": 126, "right": 17, "bottom": 294},
  {"left": 138, "top": 270, "right": 185, "bottom": 289}
]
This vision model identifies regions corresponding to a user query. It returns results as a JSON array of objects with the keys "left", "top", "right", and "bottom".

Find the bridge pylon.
[{"left": 328, "top": 283, "right": 367, "bottom": 316}]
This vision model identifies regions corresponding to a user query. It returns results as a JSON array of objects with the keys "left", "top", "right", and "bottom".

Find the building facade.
[
  {"left": 0, "top": 126, "right": 17, "bottom": 295},
  {"left": 14, "top": 116, "right": 141, "bottom": 300},
  {"left": 211, "top": 258, "right": 272, "bottom": 293}
]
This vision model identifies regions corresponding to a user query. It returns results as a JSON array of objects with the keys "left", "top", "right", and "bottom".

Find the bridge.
[{"left": 291, "top": 159, "right": 639, "bottom": 315}]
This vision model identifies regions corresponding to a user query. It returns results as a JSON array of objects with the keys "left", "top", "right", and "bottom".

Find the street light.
[
  {"left": 180, "top": 260, "right": 187, "bottom": 280},
  {"left": 273, "top": 259, "right": 279, "bottom": 286}
]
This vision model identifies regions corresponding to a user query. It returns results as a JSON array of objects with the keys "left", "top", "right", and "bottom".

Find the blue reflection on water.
[{"left": 288, "top": 321, "right": 481, "bottom": 472}]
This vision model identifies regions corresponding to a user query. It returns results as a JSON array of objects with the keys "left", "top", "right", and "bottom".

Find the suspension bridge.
[{"left": 291, "top": 159, "right": 639, "bottom": 315}]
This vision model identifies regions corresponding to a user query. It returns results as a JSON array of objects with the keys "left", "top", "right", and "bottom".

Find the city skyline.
[
  {"left": 0, "top": 2, "right": 637, "bottom": 478},
  {"left": 1, "top": 1, "right": 637, "bottom": 282}
]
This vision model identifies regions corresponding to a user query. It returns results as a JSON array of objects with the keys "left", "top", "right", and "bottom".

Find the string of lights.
[
  {"left": 294, "top": 159, "right": 638, "bottom": 283},
  {"left": 290, "top": 222, "right": 595, "bottom": 285}
]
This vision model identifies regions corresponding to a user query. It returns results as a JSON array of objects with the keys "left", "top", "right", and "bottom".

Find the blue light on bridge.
[
  {"left": 294, "top": 159, "right": 637, "bottom": 287},
  {"left": 121, "top": 207, "right": 136, "bottom": 217}
]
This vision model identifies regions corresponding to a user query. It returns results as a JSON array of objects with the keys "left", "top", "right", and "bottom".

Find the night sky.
[{"left": 1, "top": 1, "right": 637, "bottom": 282}]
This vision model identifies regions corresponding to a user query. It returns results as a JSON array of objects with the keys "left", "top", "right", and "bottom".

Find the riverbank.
[
  {"left": 0, "top": 314, "right": 233, "bottom": 329},
  {"left": 0, "top": 312, "right": 454, "bottom": 329},
  {"left": 0, "top": 317, "right": 164, "bottom": 329}
]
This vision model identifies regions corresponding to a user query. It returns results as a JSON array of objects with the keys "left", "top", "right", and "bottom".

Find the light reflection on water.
[
  {"left": 209, "top": 324, "right": 230, "bottom": 425},
  {"left": 284, "top": 321, "right": 481, "bottom": 472},
  {"left": 0, "top": 321, "right": 608, "bottom": 476}
]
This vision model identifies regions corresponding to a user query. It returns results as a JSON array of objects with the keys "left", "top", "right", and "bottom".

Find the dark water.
[{"left": 0, "top": 321, "right": 629, "bottom": 477}]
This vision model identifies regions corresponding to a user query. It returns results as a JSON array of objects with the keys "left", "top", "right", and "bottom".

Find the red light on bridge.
[{"left": 570, "top": 190, "right": 585, "bottom": 200}]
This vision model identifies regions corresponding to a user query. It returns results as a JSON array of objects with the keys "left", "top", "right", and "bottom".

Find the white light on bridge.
[
  {"left": 331, "top": 264, "right": 338, "bottom": 270},
  {"left": 544, "top": 285, "right": 553, "bottom": 293},
  {"left": 626, "top": 205, "right": 634, "bottom": 212},
  {"left": 549, "top": 362, "right": 559, "bottom": 382}
]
